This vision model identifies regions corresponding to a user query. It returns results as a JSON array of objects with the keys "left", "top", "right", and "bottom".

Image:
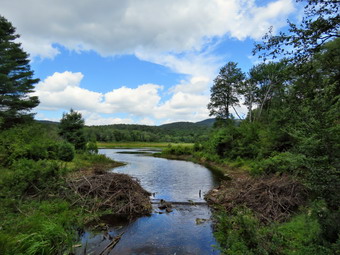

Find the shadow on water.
[{"left": 75, "top": 148, "right": 220, "bottom": 255}]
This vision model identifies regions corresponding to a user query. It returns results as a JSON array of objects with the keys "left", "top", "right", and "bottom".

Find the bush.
[
  {"left": 0, "top": 159, "right": 63, "bottom": 197},
  {"left": 214, "top": 207, "right": 334, "bottom": 255},
  {"left": 86, "top": 141, "right": 98, "bottom": 154},
  {"left": 162, "top": 145, "right": 193, "bottom": 155},
  {"left": 215, "top": 208, "right": 268, "bottom": 255},
  {"left": 251, "top": 152, "right": 306, "bottom": 175},
  {"left": 57, "top": 142, "right": 75, "bottom": 162}
]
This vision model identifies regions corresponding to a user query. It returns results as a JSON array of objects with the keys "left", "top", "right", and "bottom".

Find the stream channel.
[{"left": 75, "top": 148, "right": 221, "bottom": 255}]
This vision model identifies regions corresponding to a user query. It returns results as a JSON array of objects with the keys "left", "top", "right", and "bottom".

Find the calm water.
[{"left": 75, "top": 148, "right": 220, "bottom": 255}]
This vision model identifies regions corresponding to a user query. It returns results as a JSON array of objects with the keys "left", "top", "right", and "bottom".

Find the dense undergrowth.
[{"left": 0, "top": 123, "right": 128, "bottom": 254}]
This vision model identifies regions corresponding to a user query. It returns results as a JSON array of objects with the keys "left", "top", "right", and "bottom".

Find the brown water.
[{"left": 75, "top": 148, "right": 220, "bottom": 255}]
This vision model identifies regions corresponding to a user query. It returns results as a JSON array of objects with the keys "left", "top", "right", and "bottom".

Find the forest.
[{"left": 84, "top": 120, "right": 214, "bottom": 143}]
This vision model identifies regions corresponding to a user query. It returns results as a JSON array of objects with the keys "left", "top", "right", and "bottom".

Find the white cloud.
[
  {"left": 139, "top": 117, "right": 156, "bottom": 126},
  {"left": 13, "top": 0, "right": 296, "bottom": 124},
  {"left": 2, "top": 0, "right": 295, "bottom": 59},
  {"left": 33, "top": 72, "right": 103, "bottom": 111},
  {"left": 33, "top": 71, "right": 214, "bottom": 124},
  {"left": 103, "top": 84, "right": 162, "bottom": 115},
  {"left": 154, "top": 92, "right": 210, "bottom": 122},
  {"left": 80, "top": 112, "right": 134, "bottom": 126}
]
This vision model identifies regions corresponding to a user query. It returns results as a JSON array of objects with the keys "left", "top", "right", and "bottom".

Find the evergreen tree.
[
  {"left": 59, "top": 109, "right": 86, "bottom": 151},
  {"left": 0, "top": 16, "right": 39, "bottom": 129}
]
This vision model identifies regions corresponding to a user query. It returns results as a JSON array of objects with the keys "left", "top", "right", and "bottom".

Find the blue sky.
[{"left": 2, "top": 0, "right": 300, "bottom": 125}]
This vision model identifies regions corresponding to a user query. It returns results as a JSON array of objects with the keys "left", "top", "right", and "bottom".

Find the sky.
[{"left": 1, "top": 0, "right": 301, "bottom": 126}]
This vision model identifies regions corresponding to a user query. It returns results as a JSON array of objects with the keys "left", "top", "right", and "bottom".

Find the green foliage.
[
  {"left": 86, "top": 141, "right": 98, "bottom": 154},
  {"left": 0, "top": 16, "right": 40, "bottom": 130},
  {"left": 208, "top": 62, "right": 245, "bottom": 119},
  {"left": 59, "top": 109, "right": 86, "bottom": 151},
  {"left": 215, "top": 206, "right": 334, "bottom": 255},
  {"left": 162, "top": 144, "right": 193, "bottom": 156},
  {"left": 251, "top": 152, "right": 306, "bottom": 175},
  {"left": 0, "top": 124, "right": 63, "bottom": 166},
  {"left": 253, "top": 0, "right": 340, "bottom": 63},
  {"left": 0, "top": 199, "right": 81, "bottom": 255},
  {"left": 84, "top": 121, "right": 212, "bottom": 143},
  {"left": 215, "top": 208, "right": 267, "bottom": 255},
  {"left": 0, "top": 159, "right": 64, "bottom": 197},
  {"left": 57, "top": 142, "right": 75, "bottom": 162}
]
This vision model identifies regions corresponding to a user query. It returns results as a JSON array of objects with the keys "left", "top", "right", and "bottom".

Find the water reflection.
[
  {"left": 75, "top": 149, "right": 220, "bottom": 255},
  {"left": 102, "top": 149, "right": 218, "bottom": 202}
]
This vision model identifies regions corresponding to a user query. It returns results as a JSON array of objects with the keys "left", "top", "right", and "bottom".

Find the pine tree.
[
  {"left": 59, "top": 109, "right": 86, "bottom": 151},
  {"left": 0, "top": 16, "right": 39, "bottom": 129}
]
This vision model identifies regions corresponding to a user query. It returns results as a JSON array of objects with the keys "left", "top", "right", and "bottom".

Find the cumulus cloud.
[
  {"left": 103, "top": 84, "right": 162, "bottom": 115},
  {"left": 2, "top": 0, "right": 295, "bottom": 59},
  {"left": 33, "top": 72, "right": 103, "bottom": 111},
  {"left": 80, "top": 112, "right": 134, "bottom": 126},
  {"left": 33, "top": 71, "right": 214, "bottom": 124},
  {"left": 8, "top": 0, "right": 296, "bottom": 124}
]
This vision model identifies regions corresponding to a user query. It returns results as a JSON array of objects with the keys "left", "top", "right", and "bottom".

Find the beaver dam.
[
  {"left": 68, "top": 172, "right": 152, "bottom": 215},
  {"left": 74, "top": 148, "right": 220, "bottom": 255}
]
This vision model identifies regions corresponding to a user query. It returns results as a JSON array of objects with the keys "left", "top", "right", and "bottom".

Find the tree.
[
  {"left": 240, "top": 79, "right": 258, "bottom": 123},
  {"left": 253, "top": 0, "right": 340, "bottom": 63},
  {"left": 208, "top": 62, "right": 245, "bottom": 120},
  {"left": 0, "top": 16, "right": 39, "bottom": 129},
  {"left": 248, "top": 61, "right": 289, "bottom": 120},
  {"left": 59, "top": 109, "right": 86, "bottom": 150}
]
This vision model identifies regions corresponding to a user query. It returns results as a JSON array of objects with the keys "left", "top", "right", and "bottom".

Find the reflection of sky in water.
[
  {"left": 101, "top": 149, "right": 219, "bottom": 202},
  {"left": 78, "top": 205, "right": 220, "bottom": 255},
  {"left": 76, "top": 149, "right": 220, "bottom": 255}
]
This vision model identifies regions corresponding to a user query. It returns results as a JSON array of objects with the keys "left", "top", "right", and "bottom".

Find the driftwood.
[
  {"left": 206, "top": 174, "right": 307, "bottom": 223},
  {"left": 67, "top": 172, "right": 152, "bottom": 215}
]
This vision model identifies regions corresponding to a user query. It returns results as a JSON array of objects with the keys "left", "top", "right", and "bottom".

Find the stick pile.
[
  {"left": 206, "top": 175, "right": 307, "bottom": 223},
  {"left": 67, "top": 172, "right": 152, "bottom": 215}
]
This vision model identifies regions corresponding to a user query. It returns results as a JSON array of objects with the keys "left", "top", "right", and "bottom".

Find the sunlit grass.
[{"left": 97, "top": 142, "right": 194, "bottom": 149}]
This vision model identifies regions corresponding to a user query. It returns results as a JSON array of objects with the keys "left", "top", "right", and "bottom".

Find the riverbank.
[
  {"left": 0, "top": 153, "right": 151, "bottom": 254},
  {"left": 154, "top": 151, "right": 250, "bottom": 181},
  {"left": 97, "top": 141, "right": 193, "bottom": 149},
  {"left": 158, "top": 147, "right": 336, "bottom": 254}
]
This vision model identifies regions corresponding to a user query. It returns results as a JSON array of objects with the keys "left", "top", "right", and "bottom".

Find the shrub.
[
  {"left": 58, "top": 142, "right": 75, "bottom": 162},
  {"left": 162, "top": 145, "right": 193, "bottom": 155},
  {"left": 1, "top": 159, "right": 63, "bottom": 197},
  {"left": 86, "top": 141, "right": 98, "bottom": 154},
  {"left": 214, "top": 208, "right": 268, "bottom": 255},
  {"left": 251, "top": 152, "right": 306, "bottom": 175}
]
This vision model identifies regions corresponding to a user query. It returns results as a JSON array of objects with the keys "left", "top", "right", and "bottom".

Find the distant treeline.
[{"left": 83, "top": 120, "right": 214, "bottom": 143}]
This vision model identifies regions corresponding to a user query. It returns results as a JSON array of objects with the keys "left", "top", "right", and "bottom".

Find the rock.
[
  {"left": 158, "top": 199, "right": 172, "bottom": 210},
  {"left": 196, "top": 218, "right": 208, "bottom": 225}
]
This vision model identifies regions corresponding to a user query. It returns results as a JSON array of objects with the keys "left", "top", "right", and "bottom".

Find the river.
[{"left": 75, "top": 148, "right": 220, "bottom": 255}]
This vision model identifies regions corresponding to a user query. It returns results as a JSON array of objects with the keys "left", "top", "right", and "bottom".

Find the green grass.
[
  {"left": 97, "top": 141, "right": 194, "bottom": 149},
  {"left": 0, "top": 152, "right": 124, "bottom": 255}
]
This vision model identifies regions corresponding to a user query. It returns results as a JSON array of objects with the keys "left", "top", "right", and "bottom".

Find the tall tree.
[
  {"left": 248, "top": 61, "right": 289, "bottom": 120},
  {"left": 0, "top": 16, "right": 39, "bottom": 129},
  {"left": 59, "top": 109, "right": 86, "bottom": 150},
  {"left": 240, "top": 79, "right": 258, "bottom": 123},
  {"left": 208, "top": 62, "right": 245, "bottom": 120}
]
